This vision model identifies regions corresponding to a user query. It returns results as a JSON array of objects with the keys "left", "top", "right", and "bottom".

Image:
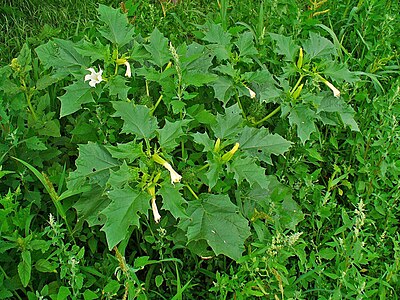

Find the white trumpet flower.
[
  {"left": 152, "top": 153, "right": 182, "bottom": 185},
  {"left": 247, "top": 86, "right": 256, "bottom": 99},
  {"left": 324, "top": 80, "right": 341, "bottom": 98},
  {"left": 124, "top": 61, "right": 132, "bottom": 78},
  {"left": 151, "top": 198, "right": 161, "bottom": 223},
  {"left": 84, "top": 67, "right": 103, "bottom": 87},
  {"left": 163, "top": 162, "right": 182, "bottom": 184}
]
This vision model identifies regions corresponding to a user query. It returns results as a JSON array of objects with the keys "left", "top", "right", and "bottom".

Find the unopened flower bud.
[{"left": 221, "top": 143, "right": 240, "bottom": 162}]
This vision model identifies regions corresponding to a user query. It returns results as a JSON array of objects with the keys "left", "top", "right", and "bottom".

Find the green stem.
[
  {"left": 185, "top": 184, "right": 199, "bottom": 200},
  {"left": 198, "top": 163, "right": 209, "bottom": 171},
  {"left": 253, "top": 105, "right": 281, "bottom": 126},
  {"left": 235, "top": 93, "right": 247, "bottom": 119},
  {"left": 150, "top": 95, "right": 163, "bottom": 115}
]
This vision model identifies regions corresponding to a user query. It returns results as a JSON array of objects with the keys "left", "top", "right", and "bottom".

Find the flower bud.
[
  {"left": 297, "top": 47, "right": 303, "bottom": 69},
  {"left": 221, "top": 143, "right": 240, "bottom": 162}
]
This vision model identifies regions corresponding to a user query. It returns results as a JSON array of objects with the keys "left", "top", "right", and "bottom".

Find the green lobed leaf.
[
  {"left": 211, "top": 104, "right": 243, "bottom": 140},
  {"left": 235, "top": 31, "right": 258, "bottom": 57},
  {"left": 53, "top": 38, "right": 90, "bottom": 68},
  {"left": 204, "top": 159, "right": 223, "bottom": 189},
  {"left": 210, "top": 76, "right": 235, "bottom": 105},
  {"left": 106, "top": 141, "right": 145, "bottom": 163},
  {"left": 157, "top": 119, "right": 191, "bottom": 152},
  {"left": 101, "top": 187, "right": 149, "bottom": 250},
  {"left": 144, "top": 28, "right": 171, "bottom": 68},
  {"left": 243, "top": 69, "right": 282, "bottom": 103},
  {"left": 202, "top": 23, "right": 232, "bottom": 46},
  {"left": 97, "top": 4, "right": 135, "bottom": 47},
  {"left": 112, "top": 102, "right": 158, "bottom": 139},
  {"left": 158, "top": 183, "right": 188, "bottom": 219},
  {"left": 302, "top": 32, "right": 336, "bottom": 60},
  {"left": 107, "top": 161, "right": 138, "bottom": 189},
  {"left": 192, "top": 132, "right": 215, "bottom": 152},
  {"left": 74, "top": 39, "right": 110, "bottom": 63},
  {"left": 227, "top": 156, "right": 270, "bottom": 189},
  {"left": 73, "top": 189, "right": 110, "bottom": 227},
  {"left": 185, "top": 194, "right": 250, "bottom": 261},
  {"left": 16, "top": 43, "right": 32, "bottom": 73},
  {"left": 238, "top": 126, "right": 292, "bottom": 164},
  {"left": 288, "top": 104, "right": 317, "bottom": 144},
  {"left": 67, "top": 142, "right": 119, "bottom": 190},
  {"left": 269, "top": 33, "right": 299, "bottom": 61},
  {"left": 58, "top": 81, "right": 95, "bottom": 117},
  {"left": 24, "top": 136, "right": 47, "bottom": 151},
  {"left": 106, "top": 75, "right": 130, "bottom": 100},
  {"left": 322, "top": 62, "right": 358, "bottom": 83}
]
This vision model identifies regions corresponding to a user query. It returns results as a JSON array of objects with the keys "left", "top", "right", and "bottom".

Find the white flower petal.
[
  {"left": 124, "top": 61, "right": 132, "bottom": 78},
  {"left": 84, "top": 67, "right": 103, "bottom": 87},
  {"left": 151, "top": 198, "right": 161, "bottom": 223},
  {"left": 164, "top": 162, "right": 182, "bottom": 184}
]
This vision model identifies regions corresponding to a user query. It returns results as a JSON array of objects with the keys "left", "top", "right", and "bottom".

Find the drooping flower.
[
  {"left": 324, "top": 80, "right": 341, "bottom": 98},
  {"left": 247, "top": 86, "right": 256, "bottom": 99},
  {"left": 84, "top": 67, "right": 103, "bottom": 87},
  {"left": 152, "top": 153, "right": 182, "bottom": 185},
  {"left": 124, "top": 61, "right": 132, "bottom": 78},
  {"left": 151, "top": 197, "right": 161, "bottom": 223},
  {"left": 163, "top": 162, "right": 182, "bottom": 184}
]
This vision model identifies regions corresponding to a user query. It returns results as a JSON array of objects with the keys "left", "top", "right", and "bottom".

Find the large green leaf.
[
  {"left": 101, "top": 187, "right": 149, "bottom": 250},
  {"left": 53, "top": 38, "right": 89, "bottom": 67},
  {"left": 97, "top": 4, "right": 135, "bottom": 47},
  {"left": 211, "top": 104, "right": 243, "bottom": 140},
  {"left": 74, "top": 39, "right": 110, "bottom": 63},
  {"left": 58, "top": 81, "right": 95, "bottom": 117},
  {"left": 210, "top": 76, "right": 234, "bottom": 105},
  {"left": 235, "top": 31, "right": 258, "bottom": 57},
  {"left": 192, "top": 132, "right": 215, "bottom": 152},
  {"left": 185, "top": 194, "right": 250, "bottom": 260},
  {"left": 288, "top": 104, "right": 317, "bottom": 144},
  {"left": 112, "top": 102, "right": 158, "bottom": 139},
  {"left": 106, "top": 141, "right": 145, "bottom": 163},
  {"left": 67, "top": 142, "right": 119, "bottom": 190},
  {"left": 158, "top": 183, "right": 188, "bottom": 219},
  {"left": 269, "top": 33, "right": 299, "bottom": 62},
  {"left": 107, "top": 75, "right": 130, "bottom": 100},
  {"left": 240, "top": 179, "right": 304, "bottom": 230},
  {"left": 243, "top": 69, "right": 281, "bottom": 103},
  {"left": 73, "top": 189, "right": 110, "bottom": 227},
  {"left": 157, "top": 119, "right": 191, "bottom": 152},
  {"left": 317, "top": 96, "right": 359, "bottom": 131},
  {"left": 238, "top": 126, "right": 292, "bottom": 164},
  {"left": 302, "top": 32, "right": 336, "bottom": 60},
  {"left": 144, "top": 28, "right": 171, "bottom": 68},
  {"left": 227, "top": 156, "right": 270, "bottom": 189}
]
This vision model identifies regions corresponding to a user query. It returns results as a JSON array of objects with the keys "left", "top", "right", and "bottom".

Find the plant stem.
[
  {"left": 235, "top": 93, "right": 247, "bottom": 119},
  {"left": 198, "top": 163, "right": 209, "bottom": 171},
  {"left": 185, "top": 184, "right": 199, "bottom": 200},
  {"left": 150, "top": 94, "right": 163, "bottom": 115},
  {"left": 253, "top": 105, "right": 281, "bottom": 126}
]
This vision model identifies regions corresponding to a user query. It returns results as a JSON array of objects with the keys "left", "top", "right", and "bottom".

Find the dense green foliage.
[{"left": 0, "top": 0, "right": 399, "bottom": 299}]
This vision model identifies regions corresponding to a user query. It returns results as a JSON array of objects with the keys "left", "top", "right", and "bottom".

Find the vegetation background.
[{"left": 0, "top": 0, "right": 399, "bottom": 299}]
